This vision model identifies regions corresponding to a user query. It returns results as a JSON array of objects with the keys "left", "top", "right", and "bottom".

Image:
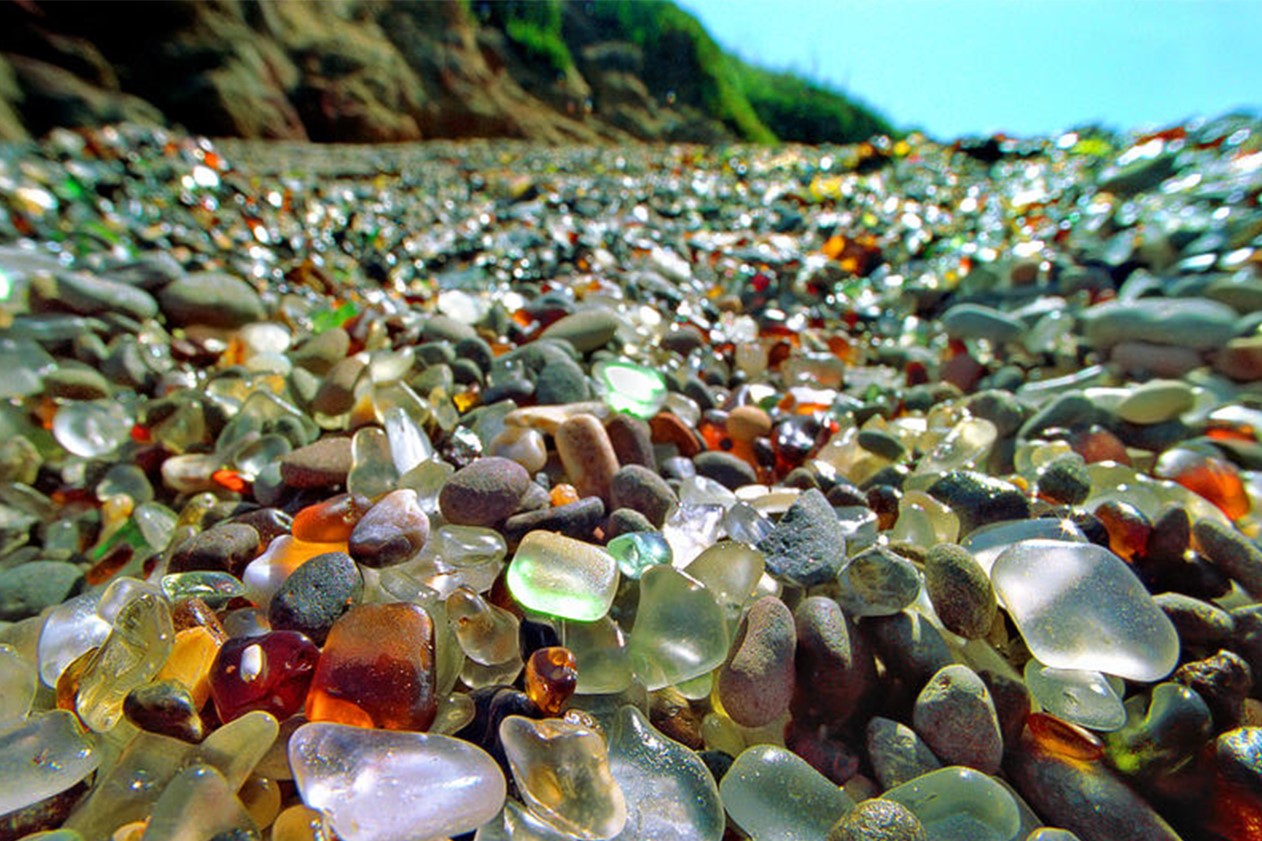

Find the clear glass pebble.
[{"left": 1023, "top": 659, "right": 1127, "bottom": 732}]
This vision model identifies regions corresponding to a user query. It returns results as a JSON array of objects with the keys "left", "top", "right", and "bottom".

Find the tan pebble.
[
  {"left": 504, "top": 401, "right": 609, "bottom": 434},
  {"left": 555, "top": 414, "right": 619, "bottom": 504},
  {"left": 727, "top": 405, "right": 773, "bottom": 443}
]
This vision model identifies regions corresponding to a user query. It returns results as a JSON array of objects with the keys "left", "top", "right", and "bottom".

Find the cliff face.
[{"left": 0, "top": 0, "right": 783, "bottom": 144}]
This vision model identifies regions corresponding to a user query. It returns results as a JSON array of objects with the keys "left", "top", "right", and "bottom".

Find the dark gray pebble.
[
  {"left": 792, "top": 596, "right": 876, "bottom": 726},
  {"left": 866, "top": 716, "right": 944, "bottom": 790},
  {"left": 123, "top": 679, "right": 204, "bottom": 743},
  {"left": 913, "top": 664, "right": 1004, "bottom": 773},
  {"left": 756, "top": 488, "right": 847, "bottom": 586},
  {"left": 503, "top": 497, "right": 606, "bottom": 545},
  {"left": 438, "top": 456, "right": 531, "bottom": 527},
  {"left": 0, "top": 560, "right": 84, "bottom": 621},
  {"left": 1173, "top": 649, "right": 1253, "bottom": 731},
  {"left": 268, "top": 551, "right": 363, "bottom": 646},
  {"left": 280, "top": 437, "right": 353, "bottom": 489},
  {"left": 610, "top": 464, "right": 676, "bottom": 528},
  {"left": 926, "top": 470, "right": 1029, "bottom": 535},
  {"left": 1036, "top": 455, "right": 1091, "bottom": 506},
  {"left": 1192, "top": 519, "right": 1262, "bottom": 598},
  {"left": 605, "top": 413, "right": 656, "bottom": 470},
  {"left": 1217, "top": 727, "right": 1262, "bottom": 796},
  {"left": 168, "top": 523, "right": 260, "bottom": 577},
  {"left": 349, "top": 489, "right": 430, "bottom": 568},
  {"left": 535, "top": 357, "right": 591, "bottom": 405},
  {"left": 693, "top": 450, "right": 758, "bottom": 491},
  {"left": 605, "top": 507, "right": 655, "bottom": 540},
  {"left": 924, "top": 543, "right": 996, "bottom": 639}
]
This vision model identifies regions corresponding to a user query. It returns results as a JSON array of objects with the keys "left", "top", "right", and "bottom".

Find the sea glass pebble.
[
  {"left": 881, "top": 766, "right": 1021, "bottom": 841},
  {"left": 499, "top": 715, "right": 627, "bottom": 840},
  {"left": 628, "top": 566, "right": 728, "bottom": 691},
  {"left": 290, "top": 721, "right": 505, "bottom": 841},
  {"left": 607, "top": 531, "right": 672, "bottom": 579},
  {"left": 506, "top": 531, "right": 619, "bottom": 621},
  {"left": 991, "top": 540, "right": 1179, "bottom": 682},
  {"left": 594, "top": 360, "right": 668, "bottom": 419},
  {"left": 961, "top": 519, "right": 1086, "bottom": 575},
  {"left": 1023, "top": 660, "right": 1127, "bottom": 732},
  {"left": 606, "top": 705, "right": 724, "bottom": 841},
  {"left": 0, "top": 710, "right": 100, "bottom": 815},
  {"left": 720, "top": 744, "right": 854, "bottom": 841}
]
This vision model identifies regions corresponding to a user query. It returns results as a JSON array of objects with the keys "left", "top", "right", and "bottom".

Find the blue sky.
[{"left": 680, "top": 0, "right": 1262, "bottom": 139}]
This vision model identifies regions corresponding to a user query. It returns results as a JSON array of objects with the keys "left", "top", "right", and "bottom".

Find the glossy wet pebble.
[{"left": 439, "top": 456, "right": 531, "bottom": 527}]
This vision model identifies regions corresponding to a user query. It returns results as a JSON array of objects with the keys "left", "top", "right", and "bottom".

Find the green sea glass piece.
[
  {"left": 594, "top": 360, "right": 668, "bottom": 419},
  {"left": 507, "top": 532, "right": 619, "bottom": 622}
]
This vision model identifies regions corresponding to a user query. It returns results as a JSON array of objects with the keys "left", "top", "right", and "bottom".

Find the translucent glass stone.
[
  {"left": 500, "top": 715, "right": 627, "bottom": 840},
  {"left": 1023, "top": 660, "right": 1127, "bottom": 732},
  {"left": 723, "top": 502, "right": 774, "bottom": 545},
  {"left": 719, "top": 744, "right": 853, "bottom": 841},
  {"left": 290, "top": 721, "right": 506, "bottom": 841},
  {"left": 0, "top": 643, "right": 37, "bottom": 723},
  {"left": 606, "top": 705, "right": 724, "bottom": 841},
  {"left": 474, "top": 799, "right": 574, "bottom": 841},
  {"left": 607, "top": 532, "right": 672, "bottom": 579},
  {"left": 426, "top": 525, "right": 508, "bottom": 593},
  {"left": 0, "top": 337, "right": 55, "bottom": 398},
  {"left": 991, "top": 540, "right": 1178, "bottom": 681},
  {"left": 487, "top": 426, "right": 548, "bottom": 474},
  {"left": 561, "top": 617, "right": 633, "bottom": 695},
  {"left": 76, "top": 591, "right": 175, "bottom": 732},
  {"left": 398, "top": 458, "right": 455, "bottom": 515},
  {"left": 962, "top": 520, "right": 1086, "bottom": 576},
  {"left": 683, "top": 541, "right": 764, "bottom": 621},
  {"left": 628, "top": 566, "right": 728, "bottom": 691},
  {"left": 448, "top": 587, "right": 521, "bottom": 665},
  {"left": 52, "top": 400, "right": 133, "bottom": 458},
  {"left": 888, "top": 489, "right": 960, "bottom": 546},
  {"left": 0, "top": 710, "right": 101, "bottom": 815},
  {"left": 160, "top": 571, "right": 245, "bottom": 610},
  {"left": 348, "top": 426, "right": 399, "bottom": 501},
  {"left": 37, "top": 577, "right": 161, "bottom": 687},
  {"left": 662, "top": 503, "right": 726, "bottom": 569},
  {"left": 913, "top": 417, "right": 998, "bottom": 477},
  {"left": 506, "top": 532, "right": 619, "bottom": 622},
  {"left": 882, "top": 766, "right": 1021, "bottom": 841},
  {"left": 384, "top": 406, "right": 434, "bottom": 475},
  {"left": 141, "top": 764, "right": 255, "bottom": 841},
  {"left": 594, "top": 360, "right": 668, "bottom": 419}
]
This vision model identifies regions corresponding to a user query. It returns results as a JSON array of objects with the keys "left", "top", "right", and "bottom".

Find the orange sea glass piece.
[
  {"left": 291, "top": 493, "right": 369, "bottom": 543},
  {"left": 305, "top": 602, "right": 437, "bottom": 731},
  {"left": 1026, "top": 711, "right": 1105, "bottom": 762},
  {"left": 1154, "top": 447, "right": 1251, "bottom": 520},
  {"left": 1093, "top": 500, "right": 1151, "bottom": 562},
  {"left": 524, "top": 646, "right": 578, "bottom": 716}
]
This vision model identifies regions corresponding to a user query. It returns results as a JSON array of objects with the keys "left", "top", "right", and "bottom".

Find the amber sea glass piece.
[
  {"left": 209, "top": 631, "right": 320, "bottom": 723},
  {"left": 305, "top": 602, "right": 437, "bottom": 731},
  {"left": 524, "top": 646, "right": 579, "bottom": 716}
]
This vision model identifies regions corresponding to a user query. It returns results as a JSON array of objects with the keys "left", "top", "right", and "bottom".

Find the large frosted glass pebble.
[
  {"left": 719, "top": 744, "right": 853, "bottom": 841},
  {"left": 289, "top": 721, "right": 505, "bottom": 841},
  {"left": 506, "top": 531, "right": 619, "bottom": 621},
  {"left": 991, "top": 540, "right": 1178, "bottom": 682},
  {"left": 1023, "top": 660, "right": 1127, "bottom": 732},
  {"left": 881, "top": 766, "right": 1020, "bottom": 841},
  {"left": 499, "top": 715, "right": 626, "bottom": 840},
  {"left": 628, "top": 566, "right": 728, "bottom": 691},
  {"left": 0, "top": 710, "right": 100, "bottom": 814},
  {"left": 606, "top": 705, "right": 724, "bottom": 841},
  {"left": 961, "top": 519, "right": 1085, "bottom": 575}
]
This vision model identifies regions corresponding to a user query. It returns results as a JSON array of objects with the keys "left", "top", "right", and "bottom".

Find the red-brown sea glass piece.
[
  {"left": 305, "top": 602, "right": 437, "bottom": 731},
  {"left": 1026, "top": 711, "right": 1105, "bottom": 762},
  {"left": 209, "top": 630, "right": 320, "bottom": 723},
  {"left": 1093, "top": 500, "right": 1152, "bottom": 562},
  {"left": 291, "top": 493, "right": 369, "bottom": 543},
  {"left": 1065, "top": 425, "right": 1131, "bottom": 466},
  {"left": 1154, "top": 447, "right": 1251, "bottom": 520},
  {"left": 524, "top": 646, "right": 578, "bottom": 716}
]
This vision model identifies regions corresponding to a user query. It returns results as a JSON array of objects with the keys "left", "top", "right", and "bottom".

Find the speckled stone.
[
  {"left": 717, "top": 596, "right": 796, "bottom": 728},
  {"left": 913, "top": 665, "right": 1003, "bottom": 773},
  {"left": 605, "top": 507, "right": 656, "bottom": 540},
  {"left": 1173, "top": 649, "right": 1253, "bottom": 731},
  {"left": 1153, "top": 593, "right": 1236, "bottom": 651},
  {"left": 861, "top": 610, "right": 954, "bottom": 691},
  {"left": 1037, "top": 455, "right": 1091, "bottom": 506},
  {"left": 280, "top": 437, "right": 353, "bottom": 489},
  {"left": 926, "top": 470, "right": 1030, "bottom": 535},
  {"left": 438, "top": 456, "right": 532, "bottom": 527},
  {"left": 503, "top": 496, "right": 606, "bottom": 545},
  {"left": 534, "top": 356, "right": 591, "bottom": 404},
  {"left": 757, "top": 488, "right": 847, "bottom": 586},
  {"left": 605, "top": 413, "right": 656, "bottom": 469},
  {"left": 792, "top": 596, "right": 877, "bottom": 726},
  {"left": 168, "top": 523, "right": 260, "bottom": 577},
  {"left": 1192, "top": 519, "right": 1262, "bottom": 598},
  {"left": 924, "top": 543, "right": 997, "bottom": 639},
  {"left": 1217, "top": 727, "right": 1262, "bottom": 796},
  {"left": 268, "top": 551, "right": 363, "bottom": 646},
  {"left": 866, "top": 717, "right": 944, "bottom": 790},
  {"left": 610, "top": 464, "right": 677, "bottom": 528},
  {"left": 826, "top": 798, "right": 928, "bottom": 841}
]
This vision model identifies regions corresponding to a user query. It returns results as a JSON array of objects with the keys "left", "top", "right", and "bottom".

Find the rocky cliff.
[{"left": 0, "top": 0, "right": 892, "bottom": 145}]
